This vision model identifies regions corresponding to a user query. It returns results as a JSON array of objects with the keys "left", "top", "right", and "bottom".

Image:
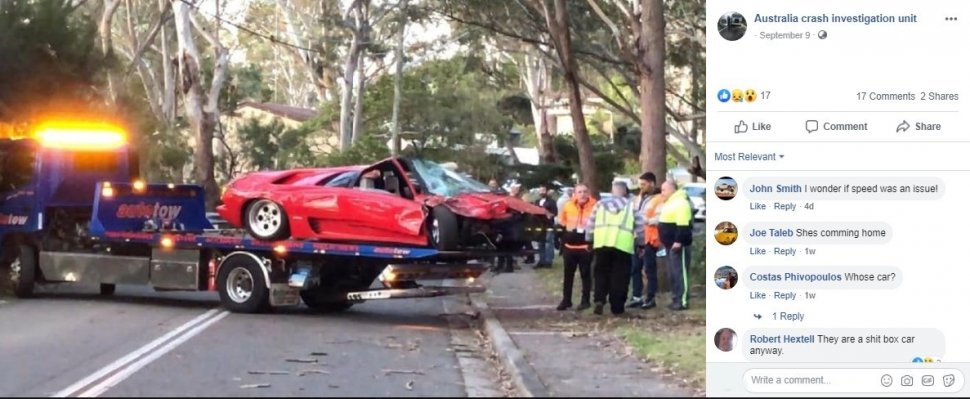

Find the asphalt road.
[{"left": 0, "top": 284, "right": 501, "bottom": 397}]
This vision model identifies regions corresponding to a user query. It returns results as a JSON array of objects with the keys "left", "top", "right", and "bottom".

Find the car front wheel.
[
  {"left": 245, "top": 199, "right": 290, "bottom": 241},
  {"left": 428, "top": 206, "right": 459, "bottom": 251}
]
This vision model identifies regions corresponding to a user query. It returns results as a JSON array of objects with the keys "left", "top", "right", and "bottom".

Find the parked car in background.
[{"left": 682, "top": 182, "right": 706, "bottom": 221}]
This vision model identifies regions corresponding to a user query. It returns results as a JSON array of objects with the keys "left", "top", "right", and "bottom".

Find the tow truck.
[{"left": 0, "top": 120, "right": 494, "bottom": 313}]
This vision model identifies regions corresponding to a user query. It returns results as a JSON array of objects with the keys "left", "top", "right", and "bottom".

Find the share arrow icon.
[{"left": 754, "top": 314, "right": 762, "bottom": 320}]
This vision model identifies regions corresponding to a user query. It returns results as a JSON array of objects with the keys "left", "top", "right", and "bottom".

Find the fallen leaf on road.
[
  {"left": 248, "top": 370, "right": 289, "bottom": 375},
  {"left": 240, "top": 384, "right": 270, "bottom": 389},
  {"left": 383, "top": 369, "right": 425, "bottom": 376},
  {"left": 298, "top": 369, "right": 331, "bottom": 376},
  {"left": 405, "top": 380, "right": 414, "bottom": 390},
  {"left": 286, "top": 358, "right": 318, "bottom": 363},
  {"left": 310, "top": 352, "right": 328, "bottom": 356}
]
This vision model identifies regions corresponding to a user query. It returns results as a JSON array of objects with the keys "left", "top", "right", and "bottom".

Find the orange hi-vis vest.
[
  {"left": 642, "top": 194, "right": 664, "bottom": 248},
  {"left": 559, "top": 197, "right": 597, "bottom": 249}
]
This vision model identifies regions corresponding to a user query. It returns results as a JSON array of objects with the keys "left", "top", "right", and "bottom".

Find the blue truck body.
[{"left": 0, "top": 135, "right": 488, "bottom": 313}]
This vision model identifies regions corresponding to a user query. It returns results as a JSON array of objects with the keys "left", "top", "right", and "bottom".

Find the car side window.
[{"left": 320, "top": 171, "right": 358, "bottom": 188}]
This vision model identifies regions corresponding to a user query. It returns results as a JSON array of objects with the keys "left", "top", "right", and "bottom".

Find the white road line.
[
  {"left": 52, "top": 308, "right": 224, "bottom": 398},
  {"left": 77, "top": 310, "right": 230, "bottom": 397}
]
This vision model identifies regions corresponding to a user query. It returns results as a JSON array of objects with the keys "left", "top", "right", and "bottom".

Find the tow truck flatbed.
[{"left": 1, "top": 128, "right": 507, "bottom": 313}]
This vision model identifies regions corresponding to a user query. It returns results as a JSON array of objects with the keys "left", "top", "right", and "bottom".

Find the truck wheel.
[
  {"left": 99, "top": 284, "right": 116, "bottom": 296},
  {"left": 300, "top": 291, "right": 354, "bottom": 313},
  {"left": 428, "top": 206, "right": 459, "bottom": 251},
  {"left": 217, "top": 256, "right": 270, "bottom": 313},
  {"left": 245, "top": 199, "right": 290, "bottom": 241},
  {"left": 5, "top": 245, "right": 37, "bottom": 298}
]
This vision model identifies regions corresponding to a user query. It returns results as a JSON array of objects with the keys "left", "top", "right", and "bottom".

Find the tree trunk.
[
  {"left": 338, "top": 39, "right": 360, "bottom": 151},
  {"left": 390, "top": 0, "right": 407, "bottom": 156},
  {"left": 172, "top": 0, "right": 219, "bottom": 209},
  {"left": 99, "top": 0, "right": 122, "bottom": 103},
  {"left": 550, "top": 0, "right": 597, "bottom": 189},
  {"left": 639, "top": 0, "right": 667, "bottom": 182},
  {"left": 523, "top": 52, "right": 556, "bottom": 164},
  {"left": 351, "top": 41, "right": 366, "bottom": 145}
]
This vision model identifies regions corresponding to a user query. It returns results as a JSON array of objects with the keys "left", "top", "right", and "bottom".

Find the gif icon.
[{"left": 943, "top": 374, "right": 955, "bottom": 388}]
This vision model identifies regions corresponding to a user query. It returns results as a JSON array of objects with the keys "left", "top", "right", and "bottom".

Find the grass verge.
[{"left": 533, "top": 256, "right": 706, "bottom": 388}]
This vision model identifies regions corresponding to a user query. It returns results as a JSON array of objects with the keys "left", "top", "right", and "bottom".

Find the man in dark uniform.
[{"left": 532, "top": 183, "right": 558, "bottom": 269}]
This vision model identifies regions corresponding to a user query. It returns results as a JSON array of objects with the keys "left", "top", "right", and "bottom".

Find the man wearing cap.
[{"left": 585, "top": 181, "right": 645, "bottom": 315}]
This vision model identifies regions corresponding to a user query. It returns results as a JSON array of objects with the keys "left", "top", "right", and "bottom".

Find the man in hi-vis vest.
[
  {"left": 585, "top": 181, "right": 645, "bottom": 316},
  {"left": 658, "top": 180, "right": 694, "bottom": 311}
]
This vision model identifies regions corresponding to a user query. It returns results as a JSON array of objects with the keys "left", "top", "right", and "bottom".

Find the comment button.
[{"left": 744, "top": 369, "right": 964, "bottom": 393}]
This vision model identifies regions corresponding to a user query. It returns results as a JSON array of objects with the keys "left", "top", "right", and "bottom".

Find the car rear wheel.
[
  {"left": 429, "top": 206, "right": 459, "bottom": 251},
  {"left": 245, "top": 199, "right": 290, "bottom": 241}
]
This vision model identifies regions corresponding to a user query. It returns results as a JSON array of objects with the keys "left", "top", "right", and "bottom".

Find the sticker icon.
[
  {"left": 717, "top": 89, "right": 731, "bottom": 103},
  {"left": 944, "top": 374, "right": 955, "bottom": 387}
]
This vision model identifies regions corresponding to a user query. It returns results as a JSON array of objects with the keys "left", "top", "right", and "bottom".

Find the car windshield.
[
  {"left": 409, "top": 159, "right": 492, "bottom": 197},
  {"left": 684, "top": 186, "right": 706, "bottom": 198}
]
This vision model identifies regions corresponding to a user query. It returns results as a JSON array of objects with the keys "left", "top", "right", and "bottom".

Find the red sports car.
[{"left": 216, "top": 157, "right": 552, "bottom": 251}]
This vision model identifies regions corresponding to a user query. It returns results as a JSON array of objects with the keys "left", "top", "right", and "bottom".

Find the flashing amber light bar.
[{"left": 34, "top": 120, "right": 127, "bottom": 150}]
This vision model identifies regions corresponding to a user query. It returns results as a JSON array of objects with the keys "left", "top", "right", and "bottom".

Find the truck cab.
[{"left": 0, "top": 121, "right": 134, "bottom": 282}]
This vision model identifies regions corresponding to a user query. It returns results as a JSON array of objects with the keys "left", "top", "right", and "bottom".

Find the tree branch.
[
  {"left": 430, "top": 8, "right": 628, "bottom": 66},
  {"left": 124, "top": 0, "right": 172, "bottom": 76}
]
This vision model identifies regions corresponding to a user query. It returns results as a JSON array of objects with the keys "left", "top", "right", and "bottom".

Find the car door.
[{"left": 301, "top": 163, "right": 427, "bottom": 246}]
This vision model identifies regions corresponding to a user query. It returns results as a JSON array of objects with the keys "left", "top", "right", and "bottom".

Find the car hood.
[{"left": 429, "top": 192, "right": 548, "bottom": 219}]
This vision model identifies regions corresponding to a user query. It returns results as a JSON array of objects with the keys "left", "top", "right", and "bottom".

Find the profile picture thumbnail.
[
  {"left": 714, "top": 221, "right": 739, "bottom": 246},
  {"left": 718, "top": 12, "right": 747, "bottom": 41},
  {"left": 715, "top": 176, "right": 738, "bottom": 201},
  {"left": 715, "top": 328, "right": 738, "bottom": 352},
  {"left": 714, "top": 266, "right": 739, "bottom": 290}
]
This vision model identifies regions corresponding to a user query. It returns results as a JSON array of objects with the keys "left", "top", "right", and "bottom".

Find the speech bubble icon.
[{"left": 806, "top": 120, "right": 819, "bottom": 133}]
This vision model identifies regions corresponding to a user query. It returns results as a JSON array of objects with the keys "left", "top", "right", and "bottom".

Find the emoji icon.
[
  {"left": 912, "top": 357, "right": 924, "bottom": 363},
  {"left": 925, "top": 357, "right": 935, "bottom": 363},
  {"left": 744, "top": 89, "right": 757, "bottom": 102},
  {"left": 731, "top": 89, "right": 743, "bottom": 103},
  {"left": 717, "top": 89, "right": 731, "bottom": 103},
  {"left": 943, "top": 374, "right": 955, "bottom": 387},
  {"left": 881, "top": 374, "right": 893, "bottom": 387},
  {"left": 901, "top": 375, "right": 913, "bottom": 386}
]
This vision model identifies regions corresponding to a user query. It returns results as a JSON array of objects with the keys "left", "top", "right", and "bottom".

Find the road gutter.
[{"left": 469, "top": 295, "right": 549, "bottom": 397}]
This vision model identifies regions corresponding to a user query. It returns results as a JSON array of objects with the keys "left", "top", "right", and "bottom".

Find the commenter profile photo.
[
  {"left": 718, "top": 12, "right": 747, "bottom": 41},
  {"left": 715, "top": 176, "right": 738, "bottom": 201},
  {"left": 715, "top": 266, "right": 739, "bottom": 290},
  {"left": 714, "top": 221, "right": 739, "bottom": 246},
  {"left": 715, "top": 328, "right": 738, "bottom": 352}
]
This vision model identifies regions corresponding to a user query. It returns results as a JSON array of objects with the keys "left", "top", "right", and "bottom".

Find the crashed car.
[{"left": 217, "top": 157, "right": 552, "bottom": 251}]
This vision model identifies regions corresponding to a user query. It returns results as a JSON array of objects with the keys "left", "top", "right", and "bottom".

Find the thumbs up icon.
[{"left": 734, "top": 120, "right": 749, "bottom": 134}]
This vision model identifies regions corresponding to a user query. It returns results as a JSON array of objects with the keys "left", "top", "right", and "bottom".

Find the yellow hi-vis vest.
[{"left": 592, "top": 204, "right": 635, "bottom": 254}]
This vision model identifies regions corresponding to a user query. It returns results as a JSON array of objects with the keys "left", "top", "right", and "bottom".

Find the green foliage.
[
  {"left": 359, "top": 55, "right": 517, "bottom": 147},
  {"left": 237, "top": 118, "right": 316, "bottom": 171},
  {"left": 0, "top": 0, "right": 112, "bottom": 121},
  {"left": 222, "top": 63, "right": 275, "bottom": 111},
  {"left": 319, "top": 132, "right": 390, "bottom": 167},
  {"left": 690, "top": 232, "right": 706, "bottom": 286},
  {"left": 551, "top": 135, "right": 624, "bottom": 192}
]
